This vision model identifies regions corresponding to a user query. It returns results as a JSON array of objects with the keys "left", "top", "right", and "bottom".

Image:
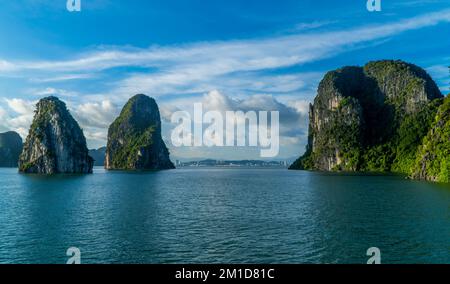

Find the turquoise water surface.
[{"left": 0, "top": 167, "right": 448, "bottom": 264}]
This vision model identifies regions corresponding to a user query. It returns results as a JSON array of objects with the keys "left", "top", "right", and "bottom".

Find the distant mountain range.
[{"left": 88, "top": 151, "right": 292, "bottom": 168}]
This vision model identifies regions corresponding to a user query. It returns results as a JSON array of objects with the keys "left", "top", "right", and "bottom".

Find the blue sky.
[{"left": 0, "top": 0, "right": 449, "bottom": 160}]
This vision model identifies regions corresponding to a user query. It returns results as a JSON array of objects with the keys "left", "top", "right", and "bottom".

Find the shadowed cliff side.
[
  {"left": 0, "top": 131, "right": 23, "bottom": 167},
  {"left": 412, "top": 94, "right": 450, "bottom": 182},
  {"left": 290, "top": 60, "right": 443, "bottom": 177}
]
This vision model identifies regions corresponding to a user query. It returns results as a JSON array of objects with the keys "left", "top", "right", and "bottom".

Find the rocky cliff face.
[
  {"left": 105, "top": 94, "right": 175, "bottom": 170},
  {"left": 0, "top": 131, "right": 23, "bottom": 167},
  {"left": 290, "top": 60, "right": 443, "bottom": 172},
  {"left": 19, "top": 97, "right": 93, "bottom": 174},
  {"left": 412, "top": 95, "right": 450, "bottom": 182}
]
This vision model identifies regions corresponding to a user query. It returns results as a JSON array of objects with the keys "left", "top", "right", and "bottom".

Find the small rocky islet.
[
  {"left": 89, "top": 147, "right": 106, "bottom": 167},
  {"left": 105, "top": 94, "right": 175, "bottom": 170},
  {"left": 289, "top": 60, "right": 450, "bottom": 183},
  {"left": 0, "top": 131, "right": 23, "bottom": 167},
  {"left": 17, "top": 94, "right": 174, "bottom": 174},
  {"left": 18, "top": 96, "right": 94, "bottom": 174}
]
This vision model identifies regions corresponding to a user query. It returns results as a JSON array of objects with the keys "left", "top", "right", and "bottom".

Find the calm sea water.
[{"left": 0, "top": 167, "right": 448, "bottom": 264}]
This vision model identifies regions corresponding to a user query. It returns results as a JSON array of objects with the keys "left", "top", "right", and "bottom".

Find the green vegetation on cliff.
[
  {"left": 290, "top": 60, "right": 449, "bottom": 182},
  {"left": 359, "top": 98, "right": 441, "bottom": 174},
  {"left": 412, "top": 96, "right": 450, "bottom": 182},
  {"left": 106, "top": 94, "right": 175, "bottom": 170},
  {"left": 107, "top": 96, "right": 156, "bottom": 168},
  {"left": 19, "top": 96, "right": 93, "bottom": 174}
]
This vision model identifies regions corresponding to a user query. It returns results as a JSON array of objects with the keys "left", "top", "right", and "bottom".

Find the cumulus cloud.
[
  {"left": 289, "top": 100, "right": 310, "bottom": 115},
  {"left": 71, "top": 100, "right": 121, "bottom": 148},
  {"left": 0, "top": 60, "right": 15, "bottom": 72},
  {"left": 162, "top": 90, "right": 309, "bottom": 158},
  {"left": 0, "top": 107, "right": 9, "bottom": 133},
  {"left": 0, "top": 98, "right": 35, "bottom": 138},
  {"left": 207, "top": 91, "right": 308, "bottom": 133},
  {"left": 201, "top": 90, "right": 236, "bottom": 112},
  {"left": 5, "top": 98, "right": 35, "bottom": 115},
  {"left": 73, "top": 100, "right": 119, "bottom": 128}
]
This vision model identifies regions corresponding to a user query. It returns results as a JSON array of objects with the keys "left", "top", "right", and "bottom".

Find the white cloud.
[
  {"left": 0, "top": 9, "right": 449, "bottom": 100},
  {"left": 31, "top": 87, "right": 79, "bottom": 98},
  {"left": 100, "top": 9, "right": 450, "bottom": 98},
  {"left": 294, "top": 21, "right": 337, "bottom": 31},
  {"left": 0, "top": 107, "right": 9, "bottom": 133},
  {"left": 162, "top": 90, "right": 308, "bottom": 153},
  {"left": 0, "top": 60, "right": 15, "bottom": 72},
  {"left": 73, "top": 100, "right": 119, "bottom": 129},
  {"left": 427, "top": 64, "right": 449, "bottom": 92},
  {"left": 201, "top": 90, "right": 236, "bottom": 112},
  {"left": 427, "top": 65, "right": 448, "bottom": 79},
  {"left": 289, "top": 100, "right": 310, "bottom": 115},
  {"left": 394, "top": 0, "right": 442, "bottom": 8},
  {"left": 5, "top": 98, "right": 35, "bottom": 115},
  {"left": 83, "top": 129, "right": 108, "bottom": 144},
  {"left": 29, "top": 74, "right": 93, "bottom": 83},
  {"left": 0, "top": 98, "right": 35, "bottom": 138},
  {"left": 162, "top": 90, "right": 303, "bottom": 119},
  {"left": 70, "top": 100, "right": 121, "bottom": 148}
]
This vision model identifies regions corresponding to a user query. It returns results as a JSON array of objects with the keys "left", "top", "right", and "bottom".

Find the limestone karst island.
[
  {"left": 16, "top": 94, "right": 174, "bottom": 174},
  {"left": 105, "top": 94, "right": 175, "bottom": 170},
  {"left": 0, "top": 131, "right": 23, "bottom": 168},
  {"left": 289, "top": 60, "right": 450, "bottom": 183},
  {"left": 18, "top": 97, "right": 94, "bottom": 174}
]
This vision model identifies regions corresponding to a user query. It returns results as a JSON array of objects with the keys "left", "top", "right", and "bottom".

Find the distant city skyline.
[{"left": 0, "top": 0, "right": 449, "bottom": 160}]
